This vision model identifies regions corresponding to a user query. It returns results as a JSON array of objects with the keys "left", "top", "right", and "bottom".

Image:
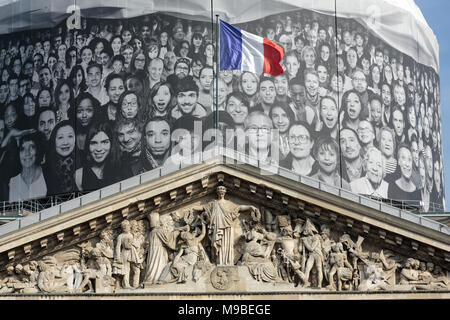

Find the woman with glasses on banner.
[
  {"left": 280, "top": 121, "right": 318, "bottom": 177},
  {"left": 117, "top": 90, "right": 148, "bottom": 127}
]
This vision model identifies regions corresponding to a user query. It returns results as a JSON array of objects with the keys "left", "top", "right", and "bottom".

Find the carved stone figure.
[
  {"left": 95, "top": 228, "right": 114, "bottom": 276},
  {"left": 0, "top": 265, "right": 19, "bottom": 293},
  {"left": 130, "top": 220, "right": 147, "bottom": 288},
  {"left": 340, "top": 234, "right": 369, "bottom": 270},
  {"left": 432, "top": 266, "right": 450, "bottom": 289},
  {"left": 400, "top": 258, "right": 421, "bottom": 288},
  {"left": 20, "top": 263, "right": 40, "bottom": 293},
  {"left": 37, "top": 257, "right": 67, "bottom": 293},
  {"left": 159, "top": 221, "right": 210, "bottom": 283},
  {"left": 358, "top": 264, "right": 389, "bottom": 291},
  {"left": 415, "top": 262, "right": 449, "bottom": 290},
  {"left": 59, "top": 250, "right": 83, "bottom": 292},
  {"left": 300, "top": 219, "right": 324, "bottom": 288},
  {"left": 320, "top": 224, "right": 335, "bottom": 285},
  {"left": 192, "top": 186, "right": 260, "bottom": 265},
  {"left": 240, "top": 227, "right": 277, "bottom": 282},
  {"left": 144, "top": 211, "right": 188, "bottom": 285},
  {"left": 275, "top": 216, "right": 306, "bottom": 285},
  {"left": 113, "top": 220, "right": 142, "bottom": 289},
  {"left": 79, "top": 247, "right": 116, "bottom": 293},
  {"left": 326, "top": 242, "right": 353, "bottom": 291},
  {"left": 378, "top": 250, "right": 400, "bottom": 285}
]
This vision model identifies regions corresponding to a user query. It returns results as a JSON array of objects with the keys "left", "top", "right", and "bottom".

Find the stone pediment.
[{"left": 0, "top": 156, "right": 448, "bottom": 297}]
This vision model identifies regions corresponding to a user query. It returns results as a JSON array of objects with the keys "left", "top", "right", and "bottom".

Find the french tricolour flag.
[{"left": 219, "top": 19, "right": 285, "bottom": 76}]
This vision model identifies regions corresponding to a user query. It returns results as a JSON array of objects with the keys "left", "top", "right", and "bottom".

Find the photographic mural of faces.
[{"left": 0, "top": 9, "right": 443, "bottom": 213}]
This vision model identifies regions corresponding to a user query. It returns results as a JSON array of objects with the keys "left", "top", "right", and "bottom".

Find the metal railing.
[
  {"left": 0, "top": 192, "right": 88, "bottom": 219},
  {"left": 0, "top": 147, "right": 448, "bottom": 237}
]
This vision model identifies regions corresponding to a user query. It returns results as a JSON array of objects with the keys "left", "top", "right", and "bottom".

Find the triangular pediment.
[{"left": 0, "top": 156, "right": 448, "bottom": 297}]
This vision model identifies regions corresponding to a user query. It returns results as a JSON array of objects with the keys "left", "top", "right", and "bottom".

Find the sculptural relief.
[
  {"left": 0, "top": 186, "right": 448, "bottom": 294},
  {"left": 191, "top": 186, "right": 260, "bottom": 266}
]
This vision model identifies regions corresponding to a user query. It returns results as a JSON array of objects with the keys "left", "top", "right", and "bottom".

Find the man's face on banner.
[
  {"left": 87, "top": 66, "right": 102, "bottom": 88},
  {"left": 145, "top": 120, "right": 171, "bottom": 157},
  {"left": 149, "top": 59, "right": 164, "bottom": 81},
  {"left": 340, "top": 129, "right": 361, "bottom": 160},
  {"left": 38, "top": 111, "right": 55, "bottom": 141},
  {"left": 117, "top": 122, "right": 141, "bottom": 152},
  {"left": 259, "top": 80, "right": 276, "bottom": 105},
  {"left": 0, "top": 84, "right": 8, "bottom": 103},
  {"left": 164, "top": 51, "right": 177, "bottom": 69},
  {"left": 39, "top": 68, "right": 52, "bottom": 87},
  {"left": 246, "top": 114, "right": 272, "bottom": 152},
  {"left": 175, "top": 62, "right": 189, "bottom": 79},
  {"left": 177, "top": 90, "right": 198, "bottom": 114}
]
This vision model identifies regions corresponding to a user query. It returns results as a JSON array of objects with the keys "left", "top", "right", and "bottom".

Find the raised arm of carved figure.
[{"left": 196, "top": 222, "right": 207, "bottom": 243}]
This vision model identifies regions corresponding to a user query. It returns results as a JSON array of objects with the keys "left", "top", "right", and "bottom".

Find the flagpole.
[
  {"left": 215, "top": 14, "right": 219, "bottom": 150},
  {"left": 334, "top": 0, "right": 343, "bottom": 189}
]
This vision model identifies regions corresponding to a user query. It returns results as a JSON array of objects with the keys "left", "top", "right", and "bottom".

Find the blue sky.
[{"left": 415, "top": 0, "right": 450, "bottom": 209}]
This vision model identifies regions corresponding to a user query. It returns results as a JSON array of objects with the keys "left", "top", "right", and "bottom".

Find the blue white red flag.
[{"left": 219, "top": 19, "right": 285, "bottom": 76}]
